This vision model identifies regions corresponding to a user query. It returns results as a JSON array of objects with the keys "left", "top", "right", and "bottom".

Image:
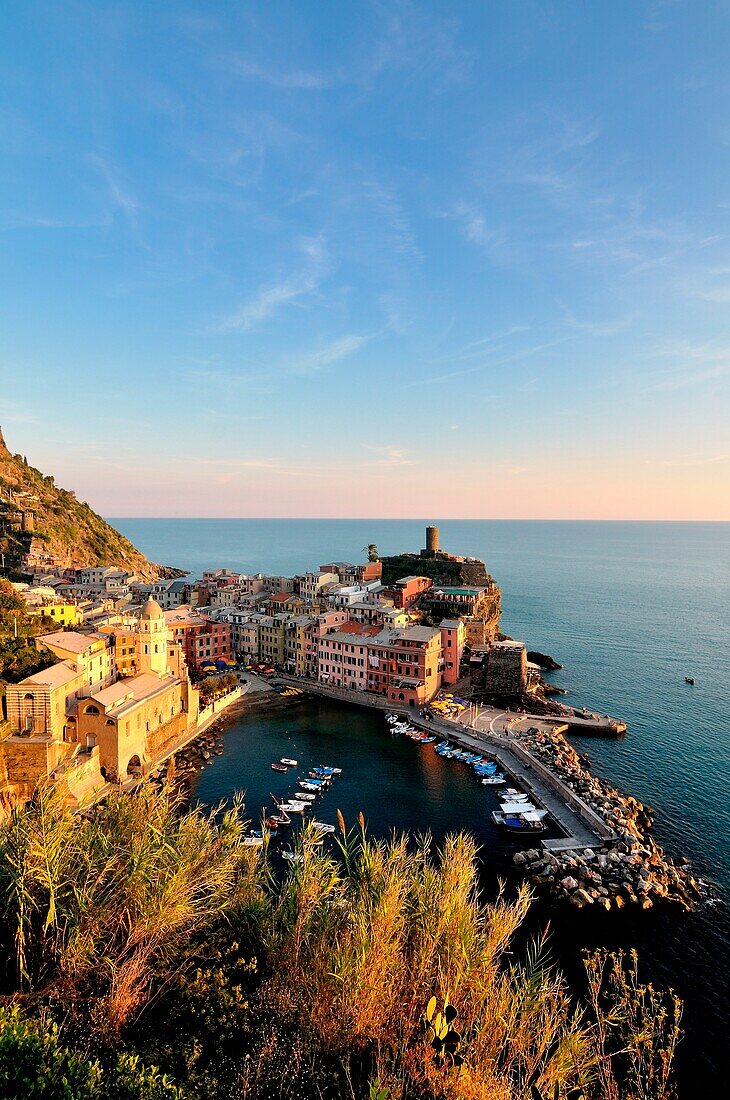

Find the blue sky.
[{"left": 1, "top": 0, "right": 729, "bottom": 518}]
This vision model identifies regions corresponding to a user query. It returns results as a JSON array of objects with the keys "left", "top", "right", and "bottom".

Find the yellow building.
[
  {"left": 1, "top": 601, "right": 199, "bottom": 809},
  {"left": 41, "top": 602, "right": 81, "bottom": 627}
]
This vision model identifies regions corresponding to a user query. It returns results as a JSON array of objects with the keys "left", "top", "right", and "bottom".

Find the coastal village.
[{"left": 0, "top": 425, "right": 704, "bottom": 915}]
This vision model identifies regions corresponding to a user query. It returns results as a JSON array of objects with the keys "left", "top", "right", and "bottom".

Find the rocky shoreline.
[{"left": 510, "top": 724, "right": 710, "bottom": 912}]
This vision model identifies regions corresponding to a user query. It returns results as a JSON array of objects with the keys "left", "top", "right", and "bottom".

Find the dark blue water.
[{"left": 113, "top": 519, "right": 730, "bottom": 1084}]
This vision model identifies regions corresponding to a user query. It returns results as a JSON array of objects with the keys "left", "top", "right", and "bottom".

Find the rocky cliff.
[{"left": 0, "top": 428, "right": 179, "bottom": 581}]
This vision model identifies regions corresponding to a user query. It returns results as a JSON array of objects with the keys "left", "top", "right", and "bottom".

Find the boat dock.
[{"left": 277, "top": 676, "right": 617, "bottom": 851}]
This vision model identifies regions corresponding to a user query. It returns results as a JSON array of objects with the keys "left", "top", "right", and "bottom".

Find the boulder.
[
  {"left": 561, "top": 876, "right": 579, "bottom": 892},
  {"left": 572, "top": 888, "right": 594, "bottom": 907}
]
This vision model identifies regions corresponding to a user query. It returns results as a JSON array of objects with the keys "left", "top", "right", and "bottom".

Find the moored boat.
[
  {"left": 271, "top": 762, "right": 288, "bottom": 772},
  {"left": 311, "top": 821, "right": 335, "bottom": 833},
  {"left": 280, "top": 757, "right": 298, "bottom": 766},
  {"left": 481, "top": 775, "right": 506, "bottom": 785},
  {"left": 492, "top": 810, "right": 546, "bottom": 834}
]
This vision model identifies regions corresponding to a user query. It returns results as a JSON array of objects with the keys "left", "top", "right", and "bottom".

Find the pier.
[{"left": 276, "top": 676, "right": 617, "bottom": 851}]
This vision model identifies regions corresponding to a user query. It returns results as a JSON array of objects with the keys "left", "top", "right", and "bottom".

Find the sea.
[{"left": 112, "top": 519, "right": 729, "bottom": 1086}]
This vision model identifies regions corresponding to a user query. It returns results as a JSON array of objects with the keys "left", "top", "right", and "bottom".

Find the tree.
[{"left": 363, "top": 544, "right": 379, "bottom": 562}]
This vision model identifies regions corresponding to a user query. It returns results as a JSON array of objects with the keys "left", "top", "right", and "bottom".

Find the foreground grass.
[{"left": 0, "top": 785, "right": 681, "bottom": 1100}]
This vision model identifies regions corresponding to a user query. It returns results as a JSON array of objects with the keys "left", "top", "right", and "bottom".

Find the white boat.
[
  {"left": 273, "top": 798, "right": 310, "bottom": 814},
  {"left": 481, "top": 776, "right": 506, "bottom": 786},
  {"left": 295, "top": 792, "right": 316, "bottom": 801},
  {"left": 492, "top": 811, "right": 546, "bottom": 834},
  {"left": 243, "top": 835, "right": 264, "bottom": 847},
  {"left": 282, "top": 850, "right": 303, "bottom": 863},
  {"left": 311, "top": 821, "right": 335, "bottom": 833},
  {"left": 501, "top": 801, "right": 548, "bottom": 818},
  {"left": 280, "top": 757, "right": 298, "bottom": 767},
  {"left": 299, "top": 781, "right": 322, "bottom": 792}
]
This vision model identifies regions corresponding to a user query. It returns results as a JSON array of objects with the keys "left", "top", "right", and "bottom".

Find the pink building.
[{"left": 439, "top": 619, "right": 465, "bottom": 685}]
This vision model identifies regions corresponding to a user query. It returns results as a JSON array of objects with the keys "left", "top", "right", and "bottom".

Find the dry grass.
[{"left": 0, "top": 789, "right": 681, "bottom": 1099}]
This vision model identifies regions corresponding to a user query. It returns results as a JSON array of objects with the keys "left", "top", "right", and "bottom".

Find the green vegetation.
[
  {"left": 0, "top": 429, "right": 171, "bottom": 580},
  {"left": 198, "top": 671, "right": 238, "bottom": 704},
  {"left": 379, "top": 553, "right": 494, "bottom": 589},
  {"left": 0, "top": 785, "right": 682, "bottom": 1100},
  {"left": 0, "top": 579, "right": 55, "bottom": 698}
]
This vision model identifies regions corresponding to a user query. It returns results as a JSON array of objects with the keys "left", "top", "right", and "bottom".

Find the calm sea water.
[{"left": 113, "top": 519, "right": 730, "bottom": 1085}]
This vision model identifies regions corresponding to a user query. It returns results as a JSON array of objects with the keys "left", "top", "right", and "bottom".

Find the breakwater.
[{"left": 276, "top": 675, "right": 704, "bottom": 912}]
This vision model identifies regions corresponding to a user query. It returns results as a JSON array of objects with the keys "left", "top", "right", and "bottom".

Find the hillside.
[{"left": 0, "top": 428, "right": 180, "bottom": 581}]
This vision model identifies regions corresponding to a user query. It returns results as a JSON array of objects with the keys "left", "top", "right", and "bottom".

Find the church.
[{"left": 1, "top": 599, "right": 200, "bottom": 811}]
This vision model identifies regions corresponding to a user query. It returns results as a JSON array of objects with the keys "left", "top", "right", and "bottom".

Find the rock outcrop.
[
  {"left": 510, "top": 724, "right": 709, "bottom": 912},
  {"left": 0, "top": 427, "right": 181, "bottom": 580}
]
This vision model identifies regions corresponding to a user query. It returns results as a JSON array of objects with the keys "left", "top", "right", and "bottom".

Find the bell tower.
[{"left": 137, "top": 598, "right": 167, "bottom": 675}]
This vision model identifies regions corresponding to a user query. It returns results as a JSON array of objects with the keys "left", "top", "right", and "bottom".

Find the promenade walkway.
[{"left": 278, "top": 676, "right": 615, "bottom": 851}]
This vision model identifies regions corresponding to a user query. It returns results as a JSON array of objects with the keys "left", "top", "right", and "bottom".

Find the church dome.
[{"left": 140, "top": 597, "right": 164, "bottom": 620}]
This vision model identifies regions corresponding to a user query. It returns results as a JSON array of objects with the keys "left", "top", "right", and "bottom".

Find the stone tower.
[
  {"left": 426, "top": 525, "right": 440, "bottom": 554},
  {"left": 137, "top": 598, "right": 168, "bottom": 675}
]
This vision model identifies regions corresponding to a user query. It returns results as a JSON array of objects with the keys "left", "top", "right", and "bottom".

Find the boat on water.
[
  {"left": 685, "top": 677, "right": 696, "bottom": 686},
  {"left": 295, "top": 792, "right": 316, "bottom": 801},
  {"left": 243, "top": 835, "right": 264, "bottom": 847},
  {"left": 300, "top": 780, "right": 323, "bottom": 791},
  {"left": 492, "top": 810, "right": 546, "bottom": 834},
  {"left": 481, "top": 775, "right": 506, "bottom": 785},
  {"left": 309, "top": 770, "right": 331, "bottom": 781},
  {"left": 311, "top": 821, "right": 335, "bottom": 833},
  {"left": 500, "top": 799, "right": 541, "bottom": 813},
  {"left": 271, "top": 795, "right": 310, "bottom": 814},
  {"left": 280, "top": 757, "right": 298, "bottom": 766},
  {"left": 271, "top": 762, "right": 288, "bottom": 772},
  {"left": 281, "top": 850, "right": 303, "bottom": 863}
]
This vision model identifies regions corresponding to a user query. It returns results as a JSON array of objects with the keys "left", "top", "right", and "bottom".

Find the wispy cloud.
[
  {"left": 218, "top": 235, "right": 329, "bottom": 332},
  {"left": 450, "top": 200, "right": 497, "bottom": 248},
  {"left": 232, "top": 58, "right": 329, "bottom": 90},
  {"left": 369, "top": 445, "right": 415, "bottom": 468},
  {"left": 286, "top": 334, "right": 368, "bottom": 375},
  {"left": 219, "top": 273, "right": 318, "bottom": 332},
  {"left": 649, "top": 452, "right": 730, "bottom": 468},
  {"left": 645, "top": 341, "right": 730, "bottom": 391},
  {"left": 87, "top": 153, "right": 139, "bottom": 228},
  {"left": 418, "top": 336, "right": 572, "bottom": 387}
]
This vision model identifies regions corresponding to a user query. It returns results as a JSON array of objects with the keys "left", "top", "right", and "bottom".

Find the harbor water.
[{"left": 113, "top": 518, "right": 730, "bottom": 1086}]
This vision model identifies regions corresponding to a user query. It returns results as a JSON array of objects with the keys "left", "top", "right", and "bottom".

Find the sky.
[{"left": 1, "top": 1, "right": 729, "bottom": 520}]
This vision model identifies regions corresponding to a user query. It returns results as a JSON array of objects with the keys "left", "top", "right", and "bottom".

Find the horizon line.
[{"left": 107, "top": 515, "right": 730, "bottom": 524}]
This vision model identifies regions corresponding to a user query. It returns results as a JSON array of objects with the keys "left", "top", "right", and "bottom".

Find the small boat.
[
  {"left": 282, "top": 850, "right": 303, "bottom": 863},
  {"left": 420, "top": 736, "right": 436, "bottom": 744},
  {"left": 271, "top": 762, "right": 288, "bottom": 772},
  {"left": 309, "top": 770, "right": 331, "bottom": 781},
  {"left": 280, "top": 757, "right": 298, "bottom": 766},
  {"left": 685, "top": 677, "right": 695, "bottom": 686},
  {"left": 243, "top": 835, "right": 264, "bottom": 847},
  {"left": 299, "top": 780, "right": 323, "bottom": 791},
  {"left": 295, "top": 792, "right": 316, "bottom": 801},
  {"left": 311, "top": 821, "right": 335, "bottom": 833},
  {"left": 492, "top": 811, "right": 546, "bottom": 834},
  {"left": 481, "top": 775, "right": 506, "bottom": 786}
]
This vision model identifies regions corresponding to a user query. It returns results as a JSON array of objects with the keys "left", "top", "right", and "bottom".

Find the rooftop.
[
  {"left": 39, "top": 630, "right": 103, "bottom": 654},
  {"left": 90, "top": 672, "right": 176, "bottom": 717},
  {"left": 21, "top": 660, "right": 81, "bottom": 689}
]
